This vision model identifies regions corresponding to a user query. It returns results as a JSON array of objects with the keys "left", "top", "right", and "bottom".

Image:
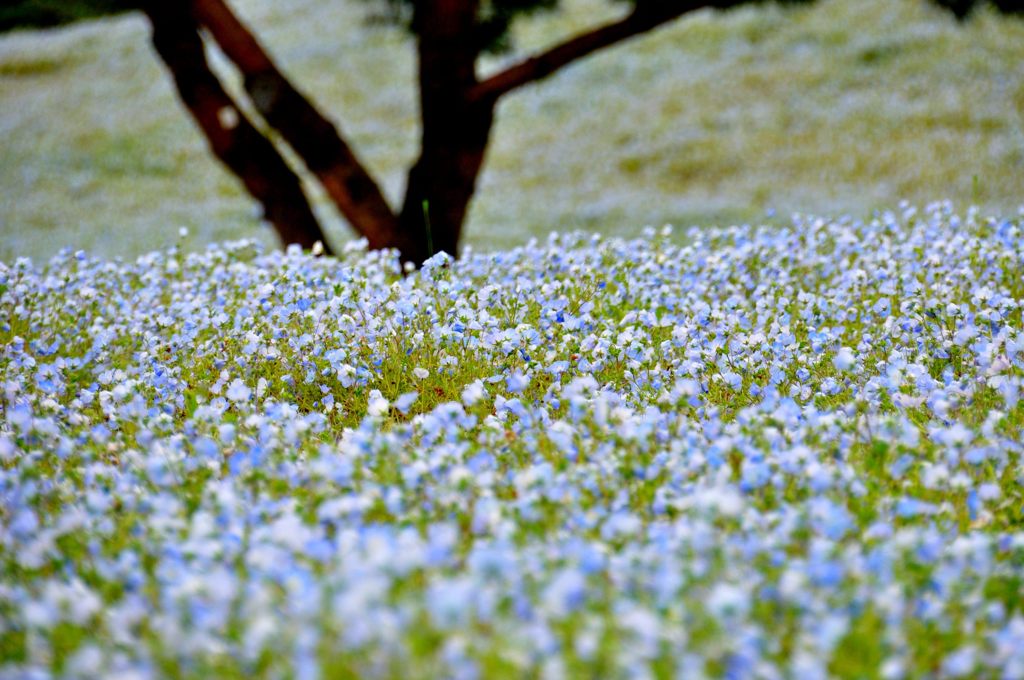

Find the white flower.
[
  {"left": 226, "top": 379, "right": 251, "bottom": 403},
  {"left": 413, "top": 367, "right": 430, "bottom": 380},
  {"left": 833, "top": 347, "right": 856, "bottom": 371},
  {"left": 706, "top": 582, "right": 750, "bottom": 622},
  {"left": 461, "top": 380, "right": 486, "bottom": 406},
  {"left": 367, "top": 390, "right": 390, "bottom": 417}
]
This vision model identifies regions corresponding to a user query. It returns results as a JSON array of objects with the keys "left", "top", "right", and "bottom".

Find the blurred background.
[{"left": 0, "top": 0, "right": 1022, "bottom": 262}]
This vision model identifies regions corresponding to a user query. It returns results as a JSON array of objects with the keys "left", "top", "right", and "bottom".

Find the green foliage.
[
  {"left": 363, "top": 0, "right": 1020, "bottom": 56},
  {"left": 476, "top": 0, "right": 560, "bottom": 52},
  {"left": 931, "top": 0, "right": 1024, "bottom": 19},
  {"left": 369, "top": 0, "right": 819, "bottom": 53},
  {"left": 365, "top": 0, "right": 559, "bottom": 53},
  {"left": 0, "top": 0, "right": 135, "bottom": 32}
]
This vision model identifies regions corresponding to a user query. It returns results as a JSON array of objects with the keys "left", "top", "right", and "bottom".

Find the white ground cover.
[{"left": 1, "top": 203, "right": 1024, "bottom": 677}]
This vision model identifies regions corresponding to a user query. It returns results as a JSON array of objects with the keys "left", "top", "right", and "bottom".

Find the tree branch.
[
  {"left": 142, "top": 3, "right": 332, "bottom": 253},
  {"left": 468, "top": 2, "right": 728, "bottom": 104},
  {"left": 190, "top": 0, "right": 407, "bottom": 251}
]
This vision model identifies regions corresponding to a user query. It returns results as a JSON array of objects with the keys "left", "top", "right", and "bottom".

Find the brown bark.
[
  {"left": 190, "top": 0, "right": 406, "bottom": 253},
  {"left": 145, "top": 0, "right": 748, "bottom": 265},
  {"left": 397, "top": 0, "right": 731, "bottom": 260},
  {"left": 469, "top": 2, "right": 728, "bottom": 104},
  {"left": 142, "top": 3, "right": 331, "bottom": 253},
  {"left": 397, "top": 0, "right": 494, "bottom": 263}
]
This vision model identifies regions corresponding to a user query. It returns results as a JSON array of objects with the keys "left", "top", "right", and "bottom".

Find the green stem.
[{"left": 422, "top": 200, "right": 434, "bottom": 257}]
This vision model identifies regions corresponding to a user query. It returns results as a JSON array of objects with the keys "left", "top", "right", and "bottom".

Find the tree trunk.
[
  {"left": 398, "top": 103, "right": 494, "bottom": 263},
  {"left": 143, "top": 3, "right": 331, "bottom": 253},
  {"left": 190, "top": 0, "right": 404, "bottom": 254},
  {"left": 144, "top": 0, "right": 770, "bottom": 264},
  {"left": 397, "top": 0, "right": 494, "bottom": 263}
]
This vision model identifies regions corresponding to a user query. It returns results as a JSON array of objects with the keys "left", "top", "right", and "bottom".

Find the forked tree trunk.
[
  {"left": 142, "top": 3, "right": 331, "bottom": 253},
  {"left": 144, "top": 0, "right": 714, "bottom": 264},
  {"left": 390, "top": 0, "right": 714, "bottom": 262},
  {"left": 190, "top": 0, "right": 406, "bottom": 254}
]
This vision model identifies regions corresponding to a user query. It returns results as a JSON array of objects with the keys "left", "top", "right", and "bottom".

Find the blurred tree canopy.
[
  {"left": 930, "top": 0, "right": 1023, "bottom": 19},
  {"left": 366, "top": 0, "right": 816, "bottom": 53},
  {"left": 4, "top": 0, "right": 1019, "bottom": 38},
  {"left": 0, "top": 0, "right": 134, "bottom": 32}
]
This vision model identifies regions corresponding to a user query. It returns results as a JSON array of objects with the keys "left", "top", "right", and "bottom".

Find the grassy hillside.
[{"left": 0, "top": 0, "right": 1022, "bottom": 261}]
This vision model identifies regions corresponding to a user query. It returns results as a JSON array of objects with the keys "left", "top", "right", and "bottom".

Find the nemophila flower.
[
  {"left": 942, "top": 646, "right": 977, "bottom": 677},
  {"left": 546, "top": 360, "right": 570, "bottom": 377},
  {"left": 506, "top": 371, "right": 529, "bottom": 393},
  {"left": 706, "top": 582, "right": 751, "bottom": 624},
  {"left": 543, "top": 568, "right": 588, "bottom": 618},
  {"left": 833, "top": 346, "right": 856, "bottom": 371},
  {"left": 393, "top": 391, "right": 418, "bottom": 414},
  {"left": 3, "top": 205, "right": 1024, "bottom": 676},
  {"left": 722, "top": 370, "right": 743, "bottom": 391},
  {"left": 367, "top": 390, "right": 390, "bottom": 417},
  {"left": 978, "top": 482, "right": 1000, "bottom": 502},
  {"left": 226, "top": 378, "right": 251, "bottom": 403}
]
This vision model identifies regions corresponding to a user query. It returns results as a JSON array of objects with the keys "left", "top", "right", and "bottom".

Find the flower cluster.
[{"left": 1, "top": 202, "right": 1023, "bottom": 678}]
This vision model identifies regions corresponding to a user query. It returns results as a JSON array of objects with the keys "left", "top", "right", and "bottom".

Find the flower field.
[{"left": 2, "top": 203, "right": 1024, "bottom": 678}]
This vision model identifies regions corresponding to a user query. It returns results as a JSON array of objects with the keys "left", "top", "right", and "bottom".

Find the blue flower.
[
  {"left": 506, "top": 371, "right": 529, "bottom": 393},
  {"left": 393, "top": 391, "right": 419, "bottom": 414}
]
